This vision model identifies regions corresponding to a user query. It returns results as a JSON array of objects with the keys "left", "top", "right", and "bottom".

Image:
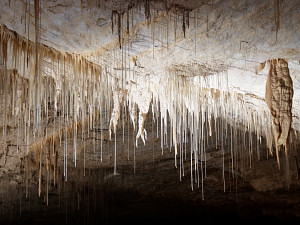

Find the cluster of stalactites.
[
  {"left": 87, "top": 41, "right": 279, "bottom": 189},
  {"left": 0, "top": 22, "right": 121, "bottom": 201},
  {"left": 108, "top": 63, "right": 275, "bottom": 169},
  {"left": 1, "top": 19, "right": 293, "bottom": 199},
  {"left": 0, "top": 24, "right": 113, "bottom": 158},
  {"left": 110, "top": 68, "right": 276, "bottom": 194}
]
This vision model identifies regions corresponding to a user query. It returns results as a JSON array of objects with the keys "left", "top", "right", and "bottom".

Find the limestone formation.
[
  {"left": 0, "top": 0, "right": 300, "bottom": 223},
  {"left": 265, "top": 59, "right": 293, "bottom": 168}
]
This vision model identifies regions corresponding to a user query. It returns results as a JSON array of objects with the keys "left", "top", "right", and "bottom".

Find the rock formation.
[{"left": 0, "top": 0, "right": 300, "bottom": 224}]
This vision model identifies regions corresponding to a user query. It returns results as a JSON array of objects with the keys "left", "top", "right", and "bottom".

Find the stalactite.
[
  {"left": 109, "top": 89, "right": 123, "bottom": 140},
  {"left": 144, "top": 0, "right": 151, "bottom": 22},
  {"left": 127, "top": 8, "right": 130, "bottom": 35},
  {"left": 110, "top": 10, "right": 123, "bottom": 49},
  {"left": 174, "top": 11, "right": 177, "bottom": 42},
  {"left": 34, "top": 0, "right": 40, "bottom": 136},
  {"left": 114, "top": 130, "right": 117, "bottom": 175},
  {"left": 111, "top": 11, "right": 114, "bottom": 34},
  {"left": 136, "top": 112, "right": 147, "bottom": 146},
  {"left": 265, "top": 58, "right": 293, "bottom": 168},
  {"left": 38, "top": 145, "right": 42, "bottom": 197},
  {"left": 182, "top": 8, "right": 186, "bottom": 38},
  {"left": 0, "top": 3, "right": 296, "bottom": 203},
  {"left": 166, "top": 11, "right": 169, "bottom": 49},
  {"left": 118, "top": 12, "right": 122, "bottom": 49},
  {"left": 274, "top": 0, "right": 280, "bottom": 41},
  {"left": 24, "top": 0, "right": 27, "bottom": 35},
  {"left": 186, "top": 10, "right": 190, "bottom": 29}
]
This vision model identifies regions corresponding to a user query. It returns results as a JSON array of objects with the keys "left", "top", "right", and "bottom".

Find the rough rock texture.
[{"left": 265, "top": 59, "right": 293, "bottom": 168}]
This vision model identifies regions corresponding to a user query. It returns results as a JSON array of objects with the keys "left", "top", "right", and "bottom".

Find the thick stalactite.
[{"left": 265, "top": 58, "right": 293, "bottom": 169}]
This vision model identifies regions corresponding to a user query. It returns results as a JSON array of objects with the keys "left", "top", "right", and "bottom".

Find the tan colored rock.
[{"left": 265, "top": 59, "right": 293, "bottom": 168}]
